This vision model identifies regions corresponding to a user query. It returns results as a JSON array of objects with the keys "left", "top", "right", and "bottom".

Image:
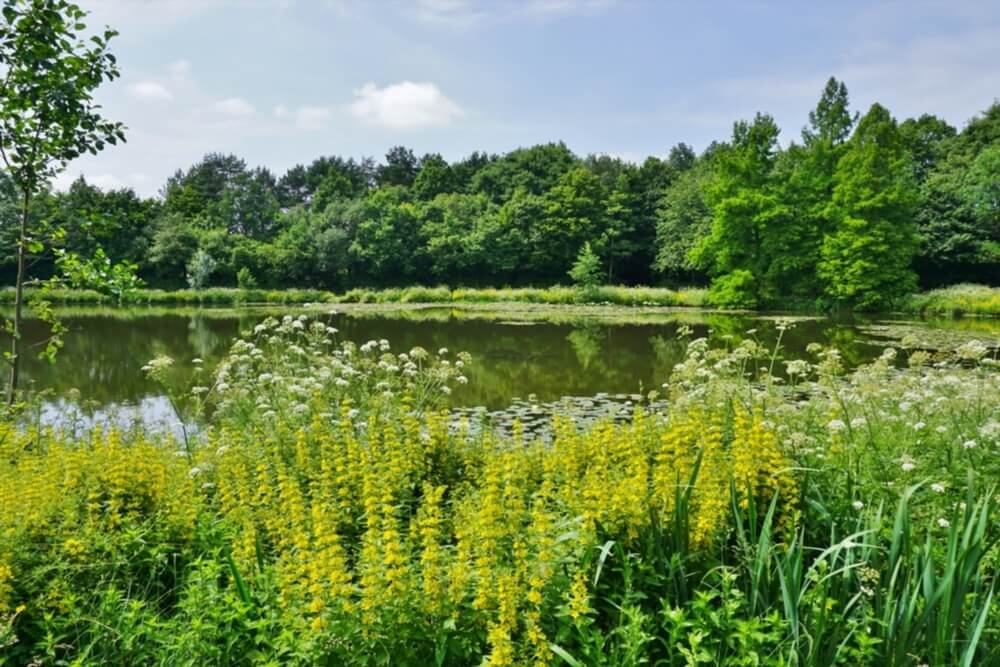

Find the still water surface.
[{"left": 9, "top": 304, "right": 999, "bottom": 431}]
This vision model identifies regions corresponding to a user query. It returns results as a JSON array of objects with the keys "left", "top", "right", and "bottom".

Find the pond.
[{"left": 6, "top": 303, "right": 1000, "bottom": 433}]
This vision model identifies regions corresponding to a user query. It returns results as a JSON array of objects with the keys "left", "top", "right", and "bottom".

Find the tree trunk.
[{"left": 7, "top": 189, "right": 29, "bottom": 405}]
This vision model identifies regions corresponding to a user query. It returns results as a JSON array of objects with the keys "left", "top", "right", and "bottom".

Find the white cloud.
[
  {"left": 349, "top": 81, "right": 463, "bottom": 129},
  {"left": 130, "top": 81, "right": 173, "bottom": 101},
  {"left": 275, "top": 104, "right": 334, "bottom": 130},
  {"left": 210, "top": 97, "right": 256, "bottom": 116}
]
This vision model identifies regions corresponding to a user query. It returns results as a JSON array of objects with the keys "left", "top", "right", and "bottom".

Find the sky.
[{"left": 55, "top": 0, "right": 1000, "bottom": 196}]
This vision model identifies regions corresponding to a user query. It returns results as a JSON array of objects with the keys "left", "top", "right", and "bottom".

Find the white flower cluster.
[{"left": 208, "top": 315, "right": 470, "bottom": 428}]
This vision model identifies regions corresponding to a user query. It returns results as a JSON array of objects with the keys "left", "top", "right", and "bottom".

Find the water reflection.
[{"left": 4, "top": 305, "right": 998, "bottom": 430}]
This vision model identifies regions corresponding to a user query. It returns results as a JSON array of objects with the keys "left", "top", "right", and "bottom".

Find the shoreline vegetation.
[
  {"left": 3, "top": 283, "right": 1000, "bottom": 317},
  {"left": 3, "top": 316, "right": 999, "bottom": 664}
]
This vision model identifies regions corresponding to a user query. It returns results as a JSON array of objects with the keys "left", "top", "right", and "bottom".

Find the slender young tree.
[{"left": 0, "top": 0, "right": 124, "bottom": 403}]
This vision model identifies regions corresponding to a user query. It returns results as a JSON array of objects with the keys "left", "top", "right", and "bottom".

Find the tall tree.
[
  {"left": 777, "top": 77, "right": 858, "bottom": 299},
  {"left": 693, "top": 113, "right": 789, "bottom": 307},
  {"left": 666, "top": 143, "right": 696, "bottom": 173},
  {"left": 655, "top": 157, "right": 713, "bottom": 283},
  {"left": 377, "top": 146, "right": 420, "bottom": 188},
  {"left": 470, "top": 142, "right": 577, "bottom": 202},
  {"left": 899, "top": 114, "right": 956, "bottom": 183},
  {"left": 531, "top": 167, "right": 605, "bottom": 281},
  {"left": 219, "top": 168, "right": 280, "bottom": 239},
  {"left": 412, "top": 153, "right": 456, "bottom": 200},
  {"left": 162, "top": 153, "right": 247, "bottom": 221},
  {"left": 818, "top": 103, "right": 919, "bottom": 309},
  {"left": 0, "top": 0, "right": 125, "bottom": 402},
  {"left": 912, "top": 103, "right": 999, "bottom": 284}
]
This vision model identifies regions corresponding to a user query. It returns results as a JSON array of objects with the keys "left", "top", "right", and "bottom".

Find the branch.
[{"left": 0, "top": 132, "right": 12, "bottom": 171}]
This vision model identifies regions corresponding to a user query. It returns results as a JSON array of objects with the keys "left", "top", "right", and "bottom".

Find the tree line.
[{"left": 2, "top": 78, "right": 997, "bottom": 309}]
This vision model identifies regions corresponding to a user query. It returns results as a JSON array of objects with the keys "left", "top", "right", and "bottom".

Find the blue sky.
[{"left": 61, "top": 0, "right": 1000, "bottom": 195}]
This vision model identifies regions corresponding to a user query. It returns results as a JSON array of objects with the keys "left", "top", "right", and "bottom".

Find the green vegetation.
[
  {"left": 11, "top": 283, "right": 1000, "bottom": 319},
  {"left": 2, "top": 78, "right": 997, "bottom": 312},
  {"left": 10, "top": 284, "right": 1000, "bottom": 319},
  {"left": 906, "top": 284, "right": 1000, "bottom": 317},
  {"left": 0, "top": 0, "right": 125, "bottom": 400},
  {"left": 0, "top": 285, "right": 710, "bottom": 308},
  {"left": 3, "top": 318, "right": 1000, "bottom": 664}
]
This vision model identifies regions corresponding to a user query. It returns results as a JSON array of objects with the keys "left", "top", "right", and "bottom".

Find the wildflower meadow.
[{"left": 1, "top": 314, "right": 999, "bottom": 665}]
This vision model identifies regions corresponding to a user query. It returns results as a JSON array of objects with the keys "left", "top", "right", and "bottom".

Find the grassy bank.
[
  {"left": 0, "top": 285, "right": 709, "bottom": 308},
  {"left": 2, "top": 318, "right": 999, "bottom": 664},
  {"left": 906, "top": 284, "right": 1000, "bottom": 317},
  {"left": 4, "top": 284, "right": 1000, "bottom": 316}
]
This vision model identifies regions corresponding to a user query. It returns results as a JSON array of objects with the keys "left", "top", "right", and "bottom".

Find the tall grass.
[
  {"left": 906, "top": 284, "right": 1000, "bottom": 317},
  {"left": 0, "top": 285, "right": 708, "bottom": 308},
  {"left": 8, "top": 284, "right": 1000, "bottom": 315},
  {"left": 0, "top": 286, "right": 332, "bottom": 306},
  {"left": 340, "top": 284, "right": 709, "bottom": 307},
  {"left": 1, "top": 316, "right": 999, "bottom": 664}
]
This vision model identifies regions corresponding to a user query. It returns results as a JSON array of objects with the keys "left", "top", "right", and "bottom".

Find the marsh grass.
[{"left": 907, "top": 284, "right": 1000, "bottom": 318}]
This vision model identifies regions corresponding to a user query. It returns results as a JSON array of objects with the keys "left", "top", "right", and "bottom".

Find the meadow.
[{"left": 2, "top": 315, "right": 999, "bottom": 665}]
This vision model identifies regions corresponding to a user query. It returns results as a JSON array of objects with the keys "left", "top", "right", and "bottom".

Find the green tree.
[
  {"left": 236, "top": 266, "right": 257, "bottom": 289},
  {"left": 776, "top": 77, "right": 858, "bottom": 299},
  {"left": 693, "top": 113, "right": 789, "bottom": 307},
  {"left": 655, "top": 158, "right": 712, "bottom": 283},
  {"left": 568, "top": 241, "right": 602, "bottom": 289},
  {"left": 475, "top": 188, "right": 543, "bottom": 283},
  {"left": 666, "top": 143, "right": 696, "bottom": 172},
  {"left": 55, "top": 177, "right": 159, "bottom": 264},
  {"left": 311, "top": 169, "right": 353, "bottom": 212},
  {"left": 601, "top": 157, "right": 674, "bottom": 284},
  {"left": 412, "top": 153, "right": 456, "bottom": 200},
  {"left": 162, "top": 153, "right": 246, "bottom": 221},
  {"left": 147, "top": 213, "right": 198, "bottom": 285},
  {"left": 219, "top": 168, "right": 280, "bottom": 239},
  {"left": 349, "top": 187, "right": 425, "bottom": 284},
  {"left": 186, "top": 249, "right": 216, "bottom": 290},
  {"left": 912, "top": 103, "right": 999, "bottom": 284},
  {"left": 899, "top": 114, "right": 956, "bottom": 183},
  {"left": 531, "top": 167, "right": 605, "bottom": 281},
  {"left": 818, "top": 103, "right": 920, "bottom": 309},
  {"left": 376, "top": 146, "right": 420, "bottom": 188},
  {"left": 471, "top": 142, "right": 577, "bottom": 203},
  {"left": 419, "top": 192, "right": 489, "bottom": 283},
  {"left": 0, "top": 0, "right": 125, "bottom": 402}
]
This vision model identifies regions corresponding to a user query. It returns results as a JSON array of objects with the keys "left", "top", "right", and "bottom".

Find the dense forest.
[{"left": 2, "top": 78, "right": 997, "bottom": 309}]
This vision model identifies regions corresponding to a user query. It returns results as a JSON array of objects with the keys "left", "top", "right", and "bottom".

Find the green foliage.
[
  {"left": 236, "top": 267, "right": 257, "bottom": 290},
  {"left": 55, "top": 246, "right": 144, "bottom": 301},
  {"left": 912, "top": 104, "right": 1000, "bottom": 285},
  {"left": 655, "top": 159, "right": 712, "bottom": 281},
  {"left": 0, "top": 73, "right": 994, "bottom": 308},
  {"left": 818, "top": 103, "right": 919, "bottom": 309},
  {"left": 706, "top": 269, "right": 758, "bottom": 308},
  {"left": 4, "top": 325, "right": 1000, "bottom": 664},
  {"left": 694, "top": 113, "right": 790, "bottom": 306},
  {"left": 568, "top": 242, "right": 603, "bottom": 289},
  {"left": 0, "top": 0, "right": 125, "bottom": 401},
  {"left": 186, "top": 249, "right": 217, "bottom": 290}
]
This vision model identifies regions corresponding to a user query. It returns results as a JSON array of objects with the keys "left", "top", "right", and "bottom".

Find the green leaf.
[{"left": 549, "top": 644, "right": 583, "bottom": 666}]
